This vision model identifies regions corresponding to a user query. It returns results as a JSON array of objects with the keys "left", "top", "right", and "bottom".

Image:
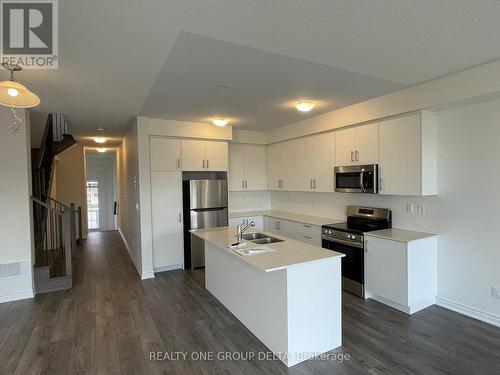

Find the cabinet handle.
[
  {"left": 242, "top": 180, "right": 244, "bottom": 189},
  {"left": 303, "top": 235, "right": 312, "bottom": 240},
  {"left": 207, "top": 159, "right": 209, "bottom": 169},
  {"left": 303, "top": 224, "right": 311, "bottom": 228},
  {"left": 178, "top": 213, "right": 182, "bottom": 223},
  {"left": 176, "top": 158, "right": 180, "bottom": 169},
  {"left": 245, "top": 180, "right": 248, "bottom": 189},
  {"left": 379, "top": 177, "right": 383, "bottom": 191},
  {"left": 351, "top": 151, "right": 354, "bottom": 162},
  {"left": 355, "top": 150, "right": 359, "bottom": 162},
  {"left": 203, "top": 159, "right": 206, "bottom": 169},
  {"left": 313, "top": 179, "right": 317, "bottom": 189},
  {"left": 310, "top": 179, "right": 313, "bottom": 189}
]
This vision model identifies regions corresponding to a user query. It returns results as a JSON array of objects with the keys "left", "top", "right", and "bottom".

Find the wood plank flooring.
[{"left": 1, "top": 230, "right": 499, "bottom": 374}]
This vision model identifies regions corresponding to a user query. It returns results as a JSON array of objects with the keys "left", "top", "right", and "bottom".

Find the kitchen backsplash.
[{"left": 229, "top": 191, "right": 272, "bottom": 212}]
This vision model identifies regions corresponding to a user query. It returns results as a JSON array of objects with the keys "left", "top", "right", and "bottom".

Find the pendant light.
[{"left": 0, "top": 63, "right": 40, "bottom": 133}]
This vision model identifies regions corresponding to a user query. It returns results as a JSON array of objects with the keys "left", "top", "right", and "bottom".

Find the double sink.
[{"left": 241, "top": 232, "right": 284, "bottom": 244}]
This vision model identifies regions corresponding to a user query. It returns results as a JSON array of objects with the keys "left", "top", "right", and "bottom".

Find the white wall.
[
  {"left": 54, "top": 144, "right": 88, "bottom": 238},
  {"left": 117, "top": 119, "right": 146, "bottom": 278},
  {"left": 0, "top": 108, "right": 34, "bottom": 303},
  {"left": 229, "top": 191, "right": 272, "bottom": 212},
  {"left": 271, "top": 97, "right": 500, "bottom": 324}
]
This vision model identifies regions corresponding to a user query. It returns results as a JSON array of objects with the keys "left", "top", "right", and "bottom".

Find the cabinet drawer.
[
  {"left": 294, "top": 233, "right": 322, "bottom": 247},
  {"left": 295, "top": 223, "right": 321, "bottom": 237}
]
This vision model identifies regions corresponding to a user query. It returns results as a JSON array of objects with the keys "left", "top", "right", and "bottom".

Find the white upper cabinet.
[
  {"left": 378, "top": 111, "right": 437, "bottom": 196},
  {"left": 229, "top": 143, "right": 245, "bottom": 190},
  {"left": 181, "top": 140, "right": 228, "bottom": 171},
  {"left": 229, "top": 143, "right": 267, "bottom": 191},
  {"left": 296, "top": 133, "right": 335, "bottom": 192},
  {"left": 150, "top": 137, "right": 181, "bottom": 171},
  {"left": 335, "top": 124, "right": 378, "bottom": 166},
  {"left": 267, "top": 140, "right": 296, "bottom": 191},
  {"left": 335, "top": 128, "right": 356, "bottom": 166},
  {"left": 355, "top": 123, "right": 379, "bottom": 165},
  {"left": 205, "top": 141, "right": 228, "bottom": 171}
]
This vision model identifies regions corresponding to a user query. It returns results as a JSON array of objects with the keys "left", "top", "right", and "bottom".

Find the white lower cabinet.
[
  {"left": 364, "top": 235, "right": 437, "bottom": 314},
  {"left": 264, "top": 216, "right": 322, "bottom": 246},
  {"left": 229, "top": 216, "right": 264, "bottom": 230},
  {"left": 150, "top": 171, "right": 184, "bottom": 271}
]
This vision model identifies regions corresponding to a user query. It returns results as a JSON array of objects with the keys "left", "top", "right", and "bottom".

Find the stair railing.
[{"left": 32, "top": 196, "right": 74, "bottom": 280}]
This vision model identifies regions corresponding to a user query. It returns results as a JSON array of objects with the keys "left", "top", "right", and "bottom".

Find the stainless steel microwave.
[{"left": 334, "top": 164, "right": 378, "bottom": 193}]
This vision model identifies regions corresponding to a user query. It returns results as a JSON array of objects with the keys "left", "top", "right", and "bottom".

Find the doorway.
[{"left": 85, "top": 151, "right": 117, "bottom": 231}]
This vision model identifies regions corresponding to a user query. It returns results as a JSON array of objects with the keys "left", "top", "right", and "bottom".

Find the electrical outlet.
[{"left": 492, "top": 286, "right": 500, "bottom": 300}]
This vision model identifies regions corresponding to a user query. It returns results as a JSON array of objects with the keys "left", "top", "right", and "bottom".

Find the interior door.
[
  {"left": 150, "top": 137, "right": 181, "bottom": 171},
  {"left": 228, "top": 143, "right": 245, "bottom": 191},
  {"left": 181, "top": 140, "right": 206, "bottom": 171},
  {"left": 205, "top": 141, "right": 228, "bottom": 171},
  {"left": 355, "top": 123, "right": 379, "bottom": 165},
  {"left": 335, "top": 128, "right": 356, "bottom": 166},
  {"left": 151, "top": 171, "right": 183, "bottom": 269}
]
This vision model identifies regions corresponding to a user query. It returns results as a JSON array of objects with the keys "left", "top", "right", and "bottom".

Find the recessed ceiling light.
[
  {"left": 212, "top": 118, "right": 229, "bottom": 127},
  {"left": 93, "top": 137, "right": 107, "bottom": 144},
  {"left": 294, "top": 101, "right": 315, "bottom": 112},
  {"left": 96, "top": 148, "right": 107, "bottom": 153}
]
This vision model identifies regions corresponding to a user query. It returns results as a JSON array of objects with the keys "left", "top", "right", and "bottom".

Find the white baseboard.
[
  {"left": 436, "top": 296, "right": 500, "bottom": 328},
  {"left": 0, "top": 289, "right": 34, "bottom": 304},
  {"left": 141, "top": 271, "right": 155, "bottom": 280},
  {"left": 154, "top": 264, "right": 183, "bottom": 273},
  {"left": 118, "top": 227, "right": 142, "bottom": 278}
]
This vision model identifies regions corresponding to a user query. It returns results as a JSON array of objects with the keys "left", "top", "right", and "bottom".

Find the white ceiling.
[
  {"left": 140, "top": 32, "right": 404, "bottom": 130},
  {"left": 16, "top": 0, "right": 500, "bottom": 137}
]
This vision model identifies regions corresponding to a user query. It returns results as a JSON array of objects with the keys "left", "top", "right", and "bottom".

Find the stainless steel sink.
[
  {"left": 241, "top": 233, "right": 268, "bottom": 241},
  {"left": 251, "top": 237, "right": 284, "bottom": 244},
  {"left": 241, "top": 232, "right": 284, "bottom": 244}
]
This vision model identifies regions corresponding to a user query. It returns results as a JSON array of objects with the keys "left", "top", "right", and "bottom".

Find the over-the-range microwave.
[{"left": 334, "top": 164, "right": 378, "bottom": 194}]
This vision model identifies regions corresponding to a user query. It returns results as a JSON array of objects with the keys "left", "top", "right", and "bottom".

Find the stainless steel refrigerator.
[{"left": 183, "top": 179, "right": 228, "bottom": 269}]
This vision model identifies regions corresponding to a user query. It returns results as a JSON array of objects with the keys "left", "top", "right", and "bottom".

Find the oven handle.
[{"left": 322, "top": 236, "right": 364, "bottom": 249}]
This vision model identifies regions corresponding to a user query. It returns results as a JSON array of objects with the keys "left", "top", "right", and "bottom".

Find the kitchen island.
[{"left": 191, "top": 226, "right": 345, "bottom": 367}]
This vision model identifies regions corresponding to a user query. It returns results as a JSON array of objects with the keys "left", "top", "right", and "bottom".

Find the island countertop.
[{"left": 191, "top": 226, "right": 344, "bottom": 272}]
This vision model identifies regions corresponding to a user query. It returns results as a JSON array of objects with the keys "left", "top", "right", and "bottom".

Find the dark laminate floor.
[{"left": 1, "top": 231, "right": 500, "bottom": 375}]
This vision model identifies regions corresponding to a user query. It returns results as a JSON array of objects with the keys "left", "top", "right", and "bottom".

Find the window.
[{"left": 86, "top": 181, "right": 99, "bottom": 230}]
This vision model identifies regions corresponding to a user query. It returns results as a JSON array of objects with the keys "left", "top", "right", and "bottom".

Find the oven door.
[
  {"left": 322, "top": 238, "right": 365, "bottom": 297},
  {"left": 334, "top": 165, "right": 378, "bottom": 193}
]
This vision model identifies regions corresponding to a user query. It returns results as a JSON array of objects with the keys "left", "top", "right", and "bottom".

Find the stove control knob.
[{"left": 347, "top": 234, "right": 352, "bottom": 239}]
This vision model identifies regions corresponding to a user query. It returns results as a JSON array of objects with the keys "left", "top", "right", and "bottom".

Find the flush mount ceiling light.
[
  {"left": 212, "top": 118, "right": 229, "bottom": 127},
  {"left": 93, "top": 137, "right": 107, "bottom": 144},
  {"left": 0, "top": 63, "right": 41, "bottom": 134},
  {"left": 96, "top": 148, "right": 107, "bottom": 153},
  {"left": 294, "top": 101, "right": 315, "bottom": 112}
]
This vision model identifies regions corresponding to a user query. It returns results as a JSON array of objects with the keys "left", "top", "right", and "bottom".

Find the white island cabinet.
[
  {"left": 364, "top": 229, "right": 438, "bottom": 314},
  {"left": 191, "top": 227, "right": 344, "bottom": 367}
]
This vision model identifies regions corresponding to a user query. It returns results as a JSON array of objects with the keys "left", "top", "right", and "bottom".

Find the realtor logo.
[{"left": 1, "top": 0, "right": 58, "bottom": 69}]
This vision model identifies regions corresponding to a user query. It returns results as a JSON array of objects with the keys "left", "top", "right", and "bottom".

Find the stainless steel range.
[{"left": 322, "top": 206, "right": 391, "bottom": 297}]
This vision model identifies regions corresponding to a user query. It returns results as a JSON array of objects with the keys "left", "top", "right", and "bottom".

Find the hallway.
[{"left": 1, "top": 231, "right": 500, "bottom": 374}]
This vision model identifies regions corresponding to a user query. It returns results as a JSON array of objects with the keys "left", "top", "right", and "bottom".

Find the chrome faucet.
[{"left": 237, "top": 221, "right": 255, "bottom": 243}]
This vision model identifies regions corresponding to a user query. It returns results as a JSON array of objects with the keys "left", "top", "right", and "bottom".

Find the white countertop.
[
  {"left": 365, "top": 228, "right": 438, "bottom": 243},
  {"left": 229, "top": 209, "right": 344, "bottom": 226},
  {"left": 191, "top": 226, "right": 344, "bottom": 272}
]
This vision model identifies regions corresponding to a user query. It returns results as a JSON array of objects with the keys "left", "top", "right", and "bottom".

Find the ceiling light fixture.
[
  {"left": 294, "top": 101, "right": 315, "bottom": 112},
  {"left": 0, "top": 63, "right": 41, "bottom": 134},
  {"left": 212, "top": 118, "right": 229, "bottom": 127},
  {"left": 93, "top": 137, "right": 107, "bottom": 144},
  {"left": 96, "top": 148, "right": 107, "bottom": 153}
]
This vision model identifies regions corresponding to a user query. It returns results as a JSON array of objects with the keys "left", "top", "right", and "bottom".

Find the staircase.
[{"left": 31, "top": 114, "right": 81, "bottom": 293}]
